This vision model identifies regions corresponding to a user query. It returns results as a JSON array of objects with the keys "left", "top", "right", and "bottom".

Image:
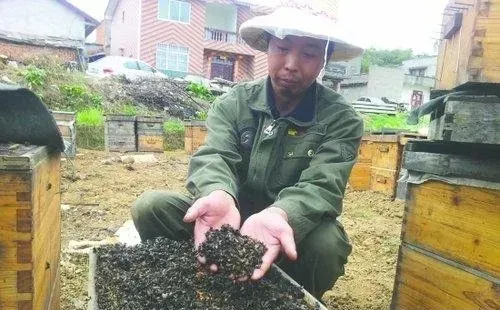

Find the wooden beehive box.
[
  {"left": 136, "top": 116, "right": 164, "bottom": 152},
  {"left": 391, "top": 141, "right": 500, "bottom": 309},
  {"left": 367, "top": 134, "right": 403, "bottom": 198},
  {"left": 348, "top": 137, "right": 373, "bottom": 191},
  {"left": 0, "top": 144, "right": 61, "bottom": 310},
  {"left": 436, "top": 0, "right": 500, "bottom": 89},
  {"left": 104, "top": 115, "right": 136, "bottom": 152},
  {"left": 428, "top": 95, "right": 499, "bottom": 144},
  {"left": 184, "top": 121, "right": 207, "bottom": 155},
  {"left": 51, "top": 111, "right": 76, "bottom": 157}
]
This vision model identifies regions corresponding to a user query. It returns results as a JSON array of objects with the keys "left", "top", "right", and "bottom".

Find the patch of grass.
[
  {"left": 23, "top": 65, "right": 47, "bottom": 89},
  {"left": 121, "top": 104, "right": 138, "bottom": 116},
  {"left": 362, "top": 113, "right": 429, "bottom": 132},
  {"left": 163, "top": 119, "right": 185, "bottom": 151},
  {"left": 76, "top": 108, "right": 104, "bottom": 126},
  {"left": 194, "top": 110, "right": 208, "bottom": 121},
  {"left": 59, "top": 84, "right": 103, "bottom": 111}
]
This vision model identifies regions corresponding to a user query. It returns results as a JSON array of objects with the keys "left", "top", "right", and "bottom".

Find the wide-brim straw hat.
[{"left": 240, "top": 6, "right": 363, "bottom": 61}]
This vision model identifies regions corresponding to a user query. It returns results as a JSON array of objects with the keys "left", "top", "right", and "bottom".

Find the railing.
[
  {"left": 205, "top": 28, "right": 245, "bottom": 44},
  {"left": 404, "top": 74, "right": 436, "bottom": 87}
]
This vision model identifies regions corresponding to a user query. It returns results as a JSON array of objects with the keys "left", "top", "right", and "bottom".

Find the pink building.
[{"left": 104, "top": 0, "right": 269, "bottom": 82}]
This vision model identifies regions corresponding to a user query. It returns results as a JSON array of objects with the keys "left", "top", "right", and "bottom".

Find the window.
[
  {"left": 156, "top": 43, "right": 189, "bottom": 73},
  {"left": 138, "top": 61, "right": 154, "bottom": 72},
  {"left": 124, "top": 61, "right": 138, "bottom": 70},
  {"left": 158, "top": 0, "right": 190, "bottom": 23}
]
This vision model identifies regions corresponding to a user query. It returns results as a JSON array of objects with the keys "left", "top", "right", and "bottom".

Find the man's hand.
[
  {"left": 240, "top": 207, "right": 297, "bottom": 281},
  {"left": 183, "top": 190, "right": 241, "bottom": 252}
]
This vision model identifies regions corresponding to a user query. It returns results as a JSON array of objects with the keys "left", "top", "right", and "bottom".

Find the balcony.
[
  {"left": 404, "top": 74, "right": 436, "bottom": 88},
  {"left": 205, "top": 28, "right": 244, "bottom": 44}
]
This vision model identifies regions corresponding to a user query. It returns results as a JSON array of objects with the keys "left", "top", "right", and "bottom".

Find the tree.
[{"left": 361, "top": 48, "right": 414, "bottom": 73}]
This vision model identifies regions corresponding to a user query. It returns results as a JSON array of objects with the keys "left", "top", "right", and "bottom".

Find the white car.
[
  {"left": 352, "top": 96, "right": 387, "bottom": 105},
  {"left": 86, "top": 56, "right": 167, "bottom": 80}
]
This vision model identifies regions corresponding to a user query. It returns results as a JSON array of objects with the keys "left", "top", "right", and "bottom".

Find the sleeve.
[
  {"left": 185, "top": 88, "right": 242, "bottom": 201},
  {"left": 272, "top": 109, "right": 364, "bottom": 244}
]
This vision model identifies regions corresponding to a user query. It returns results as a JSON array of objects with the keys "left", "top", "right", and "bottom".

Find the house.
[
  {"left": 401, "top": 56, "right": 437, "bottom": 109},
  {"left": 0, "top": 0, "right": 99, "bottom": 63},
  {"left": 340, "top": 66, "right": 405, "bottom": 104},
  {"left": 339, "top": 57, "right": 438, "bottom": 110},
  {"left": 104, "top": 0, "right": 272, "bottom": 82}
]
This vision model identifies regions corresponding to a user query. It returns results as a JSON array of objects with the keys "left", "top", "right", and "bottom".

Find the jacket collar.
[{"left": 247, "top": 77, "right": 318, "bottom": 127}]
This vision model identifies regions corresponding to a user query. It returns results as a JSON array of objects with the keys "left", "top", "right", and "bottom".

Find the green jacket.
[{"left": 187, "top": 78, "right": 364, "bottom": 243}]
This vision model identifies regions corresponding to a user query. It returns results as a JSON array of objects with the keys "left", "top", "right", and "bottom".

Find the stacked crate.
[
  {"left": 51, "top": 111, "right": 76, "bottom": 157},
  {"left": 391, "top": 93, "right": 500, "bottom": 309},
  {"left": 348, "top": 137, "right": 373, "bottom": 191},
  {"left": 104, "top": 115, "right": 136, "bottom": 152},
  {"left": 368, "top": 134, "right": 403, "bottom": 198},
  {"left": 136, "top": 116, "right": 164, "bottom": 152},
  {"left": 0, "top": 144, "right": 61, "bottom": 310},
  {"left": 184, "top": 121, "right": 207, "bottom": 155}
]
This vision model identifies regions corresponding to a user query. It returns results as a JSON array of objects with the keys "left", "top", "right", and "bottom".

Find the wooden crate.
[
  {"left": 391, "top": 140, "right": 500, "bottom": 309},
  {"left": 184, "top": 121, "right": 207, "bottom": 155},
  {"left": 349, "top": 138, "right": 374, "bottom": 190},
  {"left": 370, "top": 167, "right": 398, "bottom": 197},
  {"left": 0, "top": 144, "right": 61, "bottom": 310},
  {"left": 428, "top": 95, "right": 499, "bottom": 144},
  {"left": 349, "top": 162, "right": 371, "bottom": 191},
  {"left": 136, "top": 116, "right": 164, "bottom": 152},
  {"left": 104, "top": 115, "right": 136, "bottom": 152},
  {"left": 51, "top": 111, "right": 76, "bottom": 157},
  {"left": 392, "top": 244, "right": 499, "bottom": 310}
]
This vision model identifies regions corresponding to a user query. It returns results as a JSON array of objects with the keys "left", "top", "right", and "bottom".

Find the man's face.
[{"left": 267, "top": 35, "right": 327, "bottom": 99}]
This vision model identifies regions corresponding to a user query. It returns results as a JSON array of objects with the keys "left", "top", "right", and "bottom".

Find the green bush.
[
  {"left": 186, "top": 82, "right": 215, "bottom": 102},
  {"left": 163, "top": 119, "right": 185, "bottom": 151},
  {"left": 194, "top": 110, "right": 208, "bottom": 121},
  {"left": 59, "top": 84, "right": 102, "bottom": 111},
  {"left": 76, "top": 108, "right": 104, "bottom": 126},
  {"left": 23, "top": 66, "right": 47, "bottom": 89}
]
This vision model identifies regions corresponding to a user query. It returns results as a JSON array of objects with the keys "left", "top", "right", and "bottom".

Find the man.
[{"left": 132, "top": 6, "right": 364, "bottom": 299}]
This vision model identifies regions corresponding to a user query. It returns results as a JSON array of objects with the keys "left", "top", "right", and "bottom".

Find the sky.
[{"left": 69, "top": 0, "right": 448, "bottom": 55}]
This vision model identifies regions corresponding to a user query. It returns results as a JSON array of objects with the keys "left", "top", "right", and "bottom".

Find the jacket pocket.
[{"left": 275, "top": 124, "right": 326, "bottom": 187}]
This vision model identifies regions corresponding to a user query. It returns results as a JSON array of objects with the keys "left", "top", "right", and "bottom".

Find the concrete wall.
[
  {"left": 110, "top": 0, "right": 141, "bottom": 58},
  {"left": 339, "top": 85, "right": 368, "bottom": 103},
  {"left": 0, "top": 0, "right": 85, "bottom": 41},
  {"left": 366, "top": 66, "right": 405, "bottom": 102}
]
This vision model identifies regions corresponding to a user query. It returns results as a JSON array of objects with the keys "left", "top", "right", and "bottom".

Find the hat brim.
[{"left": 239, "top": 7, "right": 364, "bottom": 62}]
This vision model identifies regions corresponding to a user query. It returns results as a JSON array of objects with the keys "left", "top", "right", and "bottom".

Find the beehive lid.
[
  {"left": 0, "top": 143, "right": 51, "bottom": 170},
  {"left": 0, "top": 84, "right": 64, "bottom": 152}
]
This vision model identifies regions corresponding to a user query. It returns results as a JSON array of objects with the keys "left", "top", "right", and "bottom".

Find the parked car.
[
  {"left": 351, "top": 96, "right": 397, "bottom": 115},
  {"left": 352, "top": 96, "right": 386, "bottom": 105},
  {"left": 86, "top": 56, "right": 167, "bottom": 80}
]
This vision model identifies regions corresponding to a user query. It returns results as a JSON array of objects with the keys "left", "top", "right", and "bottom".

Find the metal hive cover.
[{"left": 0, "top": 83, "right": 64, "bottom": 152}]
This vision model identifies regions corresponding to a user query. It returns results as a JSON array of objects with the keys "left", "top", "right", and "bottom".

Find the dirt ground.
[{"left": 59, "top": 149, "right": 404, "bottom": 310}]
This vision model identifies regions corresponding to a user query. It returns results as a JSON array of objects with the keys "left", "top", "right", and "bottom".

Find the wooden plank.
[
  {"left": 405, "top": 181, "right": 500, "bottom": 277},
  {"left": 371, "top": 142, "right": 402, "bottom": 170},
  {"left": 391, "top": 244, "right": 500, "bottom": 310},
  {"left": 348, "top": 162, "right": 371, "bottom": 190},
  {"left": 403, "top": 150, "right": 500, "bottom": 182}
]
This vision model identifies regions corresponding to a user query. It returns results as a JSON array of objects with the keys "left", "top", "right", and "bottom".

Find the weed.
[
  {"left": 121, "top": 104, "right": 138, "bottom": 116},
  {"left": 163, "top": 119, "right": 185, "bottom": 150},
  {"left": 163, "top": 119, "right": 185, "bottom": 134},
  {"left": 59, "top": 84, "right": 102, "bottom": 111},
  {"left": 23, "top": 66, "right": 47, "bottom": 89},
  {"left": 186, "top": 82, "right": 215, "bottom": 102},
  {"left": 194, "top": 110, "right": 208, "bottom": 121}
]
